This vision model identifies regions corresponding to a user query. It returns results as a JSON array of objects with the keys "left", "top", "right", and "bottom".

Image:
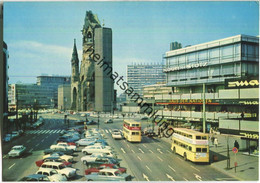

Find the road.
[{"left": 2, "top": 112, "right": 238, "bottom": 181}]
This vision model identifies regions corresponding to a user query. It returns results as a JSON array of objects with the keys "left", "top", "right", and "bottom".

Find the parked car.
[
  {"left": 43, "top": 152, "right": 74, "bottom": 162},
  {"left": 112, "top": 130, "right": 122, "bottom": 140},
  {"left": 141, "top": 116, "right": 148, "bottom": 120},
  {"left": 11, "top": 131, "right": 20, "bottom": 138},
  {"left": 3, "top": 134, "right": 13, "bottom": 142},
  {"left": 40, "top": 162, "right": 77, "bottom": 179},
  {"left": 82, "top": 146, "right": 114, "bottom": 155},
  {"left": 44, "top": 147, "right": 74, "bottom": 156},
  {"left": 36, "top": 168, "right": 67, "bottom": 182},
  {"left": 76, "top": 138, "right": 96, "bottom": 146},
  {"left": 8, "top": 145, "right": 26, "bottom": 158},
  {"left": 51, "top": 143, "right": 77, "bottom": 151},
  {"left": 105, "top": 119, "right": 113, "bottom": 124},
  {"left": 19, "top": 174, "right": 50, "bottom": 181},
  {"left": 86, "top": 120, "right": 97, "bottom": 125},
  {"left": 57, "top": 136, "right": 76, "bottom": 144},
  {"left": 84, "top": 157, "right": 120, "bottom": 168},
  {"left": 85, "top": 168, "right": 131, "bottom": 181},
  {"left": 35, "top": 156, "right": 72, "bottom": 167},
  {"left": 85, "top": 164, "right": 127, "bottom": 175}
]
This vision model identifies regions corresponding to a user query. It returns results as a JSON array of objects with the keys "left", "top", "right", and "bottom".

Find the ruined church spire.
[{"left": 71, "top": 39, "right": 79, "bottom": 82}]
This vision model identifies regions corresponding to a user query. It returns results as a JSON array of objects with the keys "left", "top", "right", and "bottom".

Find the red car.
[
  {"left": 35, "top": 156, "right": 72, "bottom": 167},
  {"left": 85, "top": 164, "right": 126, "bottom": 175}
]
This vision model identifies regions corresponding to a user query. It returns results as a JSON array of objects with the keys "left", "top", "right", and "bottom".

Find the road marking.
[
  {"left": 56, "top": 130, "right": 61, "bottom": 133},
  {"left": 157, "top": 144, "right": 163, "bottom": 148},
  {"left": 166, "top": 174, "right": 175, "bottom": 181},
  {"left": 143, "top": 173, "right": 150, "bottom": 181},
  {"left": 166, "top": 150, "right": 171, "bottom": 153},
  {"left": 29, "top": 148, "right": 33, "bottom": 152},
  {"left": 26, "top": 139, "right": 31, "bottom": 143},
  {"left": 105, "top": 129, "right": 109, "bottom": 134},
  {"left": 183, "top": 178, "right": 188, "bottom": 181},
  {"left": 138, "top": 148, "right": 144, "bottom": 154},
  {"left": 8, "top": 163, "right": 15, "bottom": 169},
  {"left": 157, "top": 156, "right": 163, "bottom": 161},
  {"left": 190, "top": 165, "right": 200, "bottom": 172},
  {"left": 50, "top": 130, "right": 55, "bottom": 133},
  {"left": 168, "top": 165, "right": 176, "bottom": 172},
  {"left": 177, "top": 157, "right": 184, "bottom": 161},
  {"left": 126, "top": 144, "right": 130, "bottom": 148},
  {"left": 41, "top": 139, "right": 45, "bottom": 142},
  {"left": 137, "top": 156, "right": 142, "bottom": 161},
  {"left": 45, "top": 130, "right": 50, "bottom": 134},
  {"left": 157, "top": 148, "right": 163, "bottom": 154},
  {"left": 35, "top": 143, "right": 39, "bottom": 147},
  {"left": 41, "top": 130, "right": 46, "bottom": 134},
  {"left": 146, "top": 165, "right": 152, "bottom": 172},
  {"left": 142, "top": 144, "right": 147, "bottom": 148},
  {"left": 193, "top": 173, "right": 202, "bottom": 181},
  {"left": 52, "top": 130, "right": 57, "bottom": 133},
  {"left": 149, "top": 149, "right": 154, "bottom": 153},
  {"left": 120, "top": 148, "right": 126, "bottom": 153},
  {"left": 131, "top": 149, "right": 135, "bottom": 153},
  {"left": 109, "top": 129, "right": 112, "bottom": 133}
]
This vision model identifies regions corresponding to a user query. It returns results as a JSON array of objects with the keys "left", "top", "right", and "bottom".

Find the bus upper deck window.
[
  {"left": 196, "top": 136, "right": 201, "bottom": 140},
  {"left": 202, "top": 136, "right": 207, "bottom": 140},
  {"left": 196, "top": 148, "right": 202, "bottom": 152},
  {"left": 202, "top": 148, "right": 207, "bottom": 152}
]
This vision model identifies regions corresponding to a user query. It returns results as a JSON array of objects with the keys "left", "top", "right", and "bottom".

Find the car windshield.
[{"left": 12, "top": 147, "right": 21, "bottom": 150}]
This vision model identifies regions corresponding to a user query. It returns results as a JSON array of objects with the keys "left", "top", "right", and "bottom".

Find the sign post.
[{"left": 232, "top": 147, "right": 238, "bottom": 173}]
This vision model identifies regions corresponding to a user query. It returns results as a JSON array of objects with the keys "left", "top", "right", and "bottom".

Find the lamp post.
[{"left": 97, "top": 111, "right": 100, "bottom": 130}]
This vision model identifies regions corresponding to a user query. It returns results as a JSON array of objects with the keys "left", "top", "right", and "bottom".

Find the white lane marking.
[
  {"left": 168, "top": 165, "right": 176, "bottom": 172},
  {"left": 157, "top": 148, "right": 163, "bottom": 154},
  {"left": 41, "top": 139, "right": 45, "bottom": 142},
  {"left": 138, "top": 148, "right": 144, "bottom": 154},
  {"left": 29, "top": 148, "right": 33, "bottom": 152},
  {"left": 52, "top": 130, "right": 57, "bottom": 133},
  {"left": 35, "top": 143, "right": 39, "bottom": 147},
  {"left": 184, "top": 178, "right": 188, "bottom": 181},
  {"left": 149, "top": 149, "right": 154, "bottom": 153},
  {"left": 137, "top": 156, "right": 142, "bottom": 161},
  {"left": 166, "top": 174, "right": 175, "bottom": 181},
  {"left": 105, "top": 129, "right": 109, "bottom": 134},
  {"left": 157, "top": 156, "right": 163, "bottom": 161},
  {"left": 56, "top": 130, "right": 61, "bottom": 133},
  {"left": 126, "top": 144, "right": 130, "bottom": 148},
  {"left": 8, "top": 163, "right": 15, "bottom": 169},
  {"left": 109, "top": 129, "right": 112, "bottom": 133},
  {"left": 190, "top": 165, "right": 200, "bottom": 172},
  {"left": 142, "top": 144, "right": 147, "bottom": 148},
  {"left": 193, "top": 173, "right": 202, "bottom": 181},
  {"left": 177, "top": 157, "right": 184, "bottom": 161},
  {"left": 157, "top": 144, "right": 163, "bottom": 148},
  {"left": 50, "top": 130, "right": 55, "bottom": 133},
  {"left": 166, "top": 150, "right": 171, "bottom": 153},
  {"left": 26, "top": 139, "right": 31, "bottom": 143},
  {"left": 60, "top": 130, "right": 64, "bottom": 133},
  {"left": 45, "top": 130, "right": 51, "bottom": 134},
  {"left": 41, "top": 130, "right": 46, "bottom": 134},
  {"left": 131, "top": 149, "right": 135, "bottom": 153},
  {"left": 143, "top": 173, "right": 150, "bottom": 181},
  {"left": 146, "top": 165, "right": 152, "bottom": 172},
  {"left": 121, "top": 148, "right": 126, "bottom": 153}
]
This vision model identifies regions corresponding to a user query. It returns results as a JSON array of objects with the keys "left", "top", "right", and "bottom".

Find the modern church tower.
[{"left": 71, "top": 11, "right": 114, "bottom": 112}]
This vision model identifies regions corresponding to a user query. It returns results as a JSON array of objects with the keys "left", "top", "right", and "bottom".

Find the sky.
[{"left": 4, "top": 1, "right": 259, "bottom": 94}]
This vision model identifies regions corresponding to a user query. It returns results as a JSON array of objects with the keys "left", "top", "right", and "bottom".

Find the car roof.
[
  {"left": 42, "top": 162, "right": 63, "bottom": 166},
  {"left": 25, "top": 174, "right": 48, "bottom": 178},
  {"left": 45, "top": 156, "right": 60, "bottom": 160},
  {"left": 100, "top": 168, "right": 118, "bottom": 173},
  {"left": 13, "top": 145, "right": 23, "bottom": 148},
  {"left": 37, "top": 168, "right": 56, "bottom": 173}
]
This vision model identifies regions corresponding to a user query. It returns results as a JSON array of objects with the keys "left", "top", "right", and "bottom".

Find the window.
[
  {"left": 202, "top": 148, "right": 207, "bottom": 152},
  {"left": 202, "top": 136, "right": 207, "bottom": 140},
  {"left": 196, "top": 148, "right": 202, "bottom": 152},
  {"left": 53, "top": 166, "right": 58, "bottom": 170},
  {"left": 221, "top": 45, "right": 233, "bottom": 59},
  {"left": 196, "top": 136, "right": 201, "bottom": 140},
  {"left": 43, "top": 172, "right": 49, "bottom": 176},
  {"left": 107, "top": 172, "right": 113, "bottom": 176},
  {"left": 210, "top": 48, "right": 219, "bottom": 59},
  {"left": 198, "top": 50, "right": 208, "bottom": 61}
]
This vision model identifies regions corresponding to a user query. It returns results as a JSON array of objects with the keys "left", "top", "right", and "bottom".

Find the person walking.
[
  {"left": 234, "top": 140, "right": 239, "bottom": 149},
  {"left": 241, "top": 112, "right": 244, "bottom": 120},
  {"left": 214, "top": 137, "right": 218, "bottom": 148},
  {"left": 211, "top": 136, "right": 215, "bottom": 145}
]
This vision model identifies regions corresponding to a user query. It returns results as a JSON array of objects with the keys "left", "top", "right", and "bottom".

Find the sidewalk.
[{"left": 159, "top": 134, "right": 259, "bottom": 181}]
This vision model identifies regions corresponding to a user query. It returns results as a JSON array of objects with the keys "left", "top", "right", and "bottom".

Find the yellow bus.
[
  {"left": 171, "top": 128, "right": 209, "bottom": 163},
  {"left": 123, "top": 120, "right": 141, "bottom": 142}
]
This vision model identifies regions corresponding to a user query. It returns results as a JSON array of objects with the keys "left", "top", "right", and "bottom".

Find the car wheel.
[
  {"left": 183, "top": 152, "right": 187, "bottom": 161},
  {"left": 84, "top": 151, "right": 88, "bottom": 155}
]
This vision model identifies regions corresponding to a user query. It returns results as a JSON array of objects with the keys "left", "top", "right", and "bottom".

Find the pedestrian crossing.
[
  {"left": 100, "top": 129, "right": 122, "bottom": 134},
  {"left": 25, "top": 129, "right": 65, "bottom": 134}
]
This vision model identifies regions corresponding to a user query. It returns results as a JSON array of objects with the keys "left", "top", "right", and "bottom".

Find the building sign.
[
  {"left": 225, "top": 78, "right": 259, "bottom": 89},
  {"left": 157, "top": 99, "right": 218, "bottom": 105},
  {"left": 240, "top": 132, "right": 259, "bottom": 139},
  {"left": 239, "top": 101, "right": 259, "bottom": 105},
  {"left": 123, "top": 123, "right": 141, "bottom": 131},
  {"left": 163, "top": 62, "right": 208, "bottom": 73}
]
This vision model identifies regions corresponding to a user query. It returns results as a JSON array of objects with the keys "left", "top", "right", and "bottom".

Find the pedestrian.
[
  {"left": 214, "top": 137, "right": 218, "bottom": 148},
  {"left": 211, "top": 136, "right": 215, "bottom": 145},
  {"left": 234, "top": 140, "right": 239, "bottom": 149},
  {"left": 158, "top": 127, "right": 161, "bottom": 138},
  {"left": 241, "top": 112, "right": 244, "bottom": 120}
]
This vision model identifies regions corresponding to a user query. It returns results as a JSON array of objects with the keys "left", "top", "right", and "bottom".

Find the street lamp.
[{"left": 97, "top": 111, "right": 100, "bottom": 130}]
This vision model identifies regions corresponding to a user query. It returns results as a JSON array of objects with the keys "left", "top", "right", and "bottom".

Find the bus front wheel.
[{"left": 183, "top": 153, "right": 187, "bottom": 161}]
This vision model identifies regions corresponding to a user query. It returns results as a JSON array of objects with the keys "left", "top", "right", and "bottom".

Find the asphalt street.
[{"left": 2, "top": 112, "right": 238, "bottom": 181}]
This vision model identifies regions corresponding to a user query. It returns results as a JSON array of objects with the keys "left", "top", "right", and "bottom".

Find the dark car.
[
  {"left": 44, "top": 147, "right": 74, "bottom": 156},
  {"left": 85, "top": 157, "right": 120, "bottom": 168},
  {"left": 57, "top": 136, "right": 75, "bottom": 143},
  {"left": 141, "top": 117, "right": 148, "bottom": 120},
  {"left": 19, "top": 174, "right": 50, "bottom": 181},
  {"left": 86, "top": 120, "right": 97, "bottom": 125}
]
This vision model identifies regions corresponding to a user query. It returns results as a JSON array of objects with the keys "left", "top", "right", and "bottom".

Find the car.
[
  {"left": 8, "top": 145, "right": 26, "bottom": 158},
  {"left": 74, "top": 120, "right": 85, "bottom": 125},
  {"left": 88, "top": 141, "right": 108, "bottom": 147},
  {"left": 86, "top": 120, "right": 98, "bottom": 125},
  {"left": 85, "top": 164, "right": 127, "bottom": 175},
  {"left": 43, "top": 152, "right": 74, "bottom": 162},
  {"left": 75, "top": 138, "right": 96, "bottom": 146},
  {"left": 105, "top": 119, "right": 113, "bottom": 124},
  {"left": 35, "top": 156, "right": 72, "bottom": 167},
  {"left": 40, "top": 162, "right": 77, "bottom": 179},
  {"left": 44, "top": 147, "right": 74, "bottom": 156},
  {"left": 11, "top": 131, "right": 20, "bottom": 138},
  {"left": 141, "top": 117, "right": 149, "bottom": 120},
  {"left": 85, "top": 168, "right": 131, "bottom": 181},
  {"left": 51, "top": 142, "right": 77, "bottom": 151},
  {"left": 57, "top": 137, "right": 75, "bottom": 144},
  {"left": 82, "top": 146, "right": 113, "bottom": 155},
  {"left": 36, "top": 168, "right": 67, "bottom": 182},
  {"left": 3, "top": 134, "right": 13, "bottom": 142},
  {"left": 84, "top": 157, "right": 120, "bottom": 168},
  {"left": 19, "top": 174, "right": 50, "bottom": 181},
  {"left": 112, "top": 130, "right": 122, "bottom": 140}
]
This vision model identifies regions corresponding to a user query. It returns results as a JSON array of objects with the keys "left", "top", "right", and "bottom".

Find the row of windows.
[{"left": 173, "top": 140, "right": 208, "bottom": 152}]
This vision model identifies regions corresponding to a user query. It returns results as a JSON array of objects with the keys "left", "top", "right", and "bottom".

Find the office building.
[{"left": 58, "top": 84, "right": 71, "bottom": 111}]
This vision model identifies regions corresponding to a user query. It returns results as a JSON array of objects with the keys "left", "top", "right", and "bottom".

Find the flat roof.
[{"left": 173, "top": 128, "right": 208, "bottom": 136}]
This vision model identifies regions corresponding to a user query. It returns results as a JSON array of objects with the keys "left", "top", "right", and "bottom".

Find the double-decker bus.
[
  {"left": 123, "top": 120, "right": 141, "bottom": 142},
  {"left": 171, "top": 128, "right": 209, "bottom": 163}
]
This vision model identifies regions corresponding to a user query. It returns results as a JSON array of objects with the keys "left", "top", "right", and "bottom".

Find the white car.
[
  {"left": 40, "top": 162, "right": 77, "bottom": 179},
  {"left": 36, "top": 168, "right": 67, "bottom": 182},
  {"left": 43, "top": 153, "right": 73, "bottom": 163},
  {"left": 8, "top": 145, "right": 26, "bottom": 158},
  {"left": 81, "top": 154, "right": 105, "bottom": 164},
  {"left": 51, "top": 143, "right": 77, "bottom": 151},
  {"left": 112, "top": 130, "right": 122, "bottom": 140},
  {"left": 82, "top": 146, "right": 113, "bottom": 155},
  {"left": 75, "top": 138, "right": 96, "bottom": 146}
]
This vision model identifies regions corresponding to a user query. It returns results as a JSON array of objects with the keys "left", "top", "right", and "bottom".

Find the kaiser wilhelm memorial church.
[{"left": 70, "top": 11, "right": 115, "bottom": 112}]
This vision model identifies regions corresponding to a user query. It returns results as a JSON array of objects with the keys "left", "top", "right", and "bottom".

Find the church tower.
[{"left": 70, "top": 39, "right": 80, "bottom": 111}]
